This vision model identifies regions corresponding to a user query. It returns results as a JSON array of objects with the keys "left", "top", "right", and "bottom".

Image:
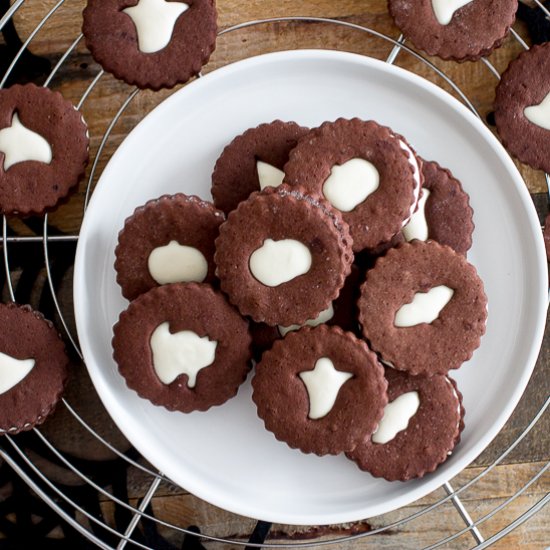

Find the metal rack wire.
[{"left": 0, "top": 3, "right": 549, "bottom": 548}]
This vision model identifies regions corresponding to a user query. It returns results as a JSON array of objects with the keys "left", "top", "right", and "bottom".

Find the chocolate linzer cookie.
[
  {"left": 251, "top": 325, "right": 388, "bottom": 456},
  {"left": 358, "top": 240, "right": 487, "bottom": 376},
  {"left": 495, "top": 43, "right": 550, "bottom": 174},
  {"left": 112, "top": 283, "right": 251, "bottom": 413},
  {"left": 347, "top": 367, "right": 464, "bottom": 481},
  {"left": 115, "top": 194, "right": 225, "bottom": 301},
  {"left": 249, "top": 265, "right": 363, "bottom": 360},
  {"left": 211, "top": 120, "right": 310, "bottom": 214},
  {"left": 283, "top": 119, "right": 421, "bottom": 253},
  {"left": 402, "top": 160, "right": 474, "bottom": 256},
  {"left": 0, "top": 303, "right": 69, "bottom": 434},
  {"left": 388, "top": 0, "right": 517, "bottom": 62},
  {"left": 0, "top": 84, "right": 89, "bottom": 216},
  {"left": 214, "top": 185, "right": 353, "bottom": 326},
  {"left": 82, "top": 0, "right": 217, "bottom": 90}
]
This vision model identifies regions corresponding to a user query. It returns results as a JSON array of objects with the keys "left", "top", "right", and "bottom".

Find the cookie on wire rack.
[
  {"left": 0, "top": 84, "right": 89, "bottom": 216},
  {"left": 387, "top": 0, "right": 518, "bottom": 62},
  {"left": 495, "top": 42, "right": 550, "bottom": 175},
  {"left": 0, "top": 303, "right": 70, "bottom": 435},
  {"left": 82, "top": 0, "right": 217, "bottom": 90}
]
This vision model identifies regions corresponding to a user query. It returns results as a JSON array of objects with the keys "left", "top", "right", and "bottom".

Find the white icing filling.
[
  {"left": 147, "top": 241, "right": 208, "bottom": 285},
  {"left": 394, "top": 285, "right": 454, "bottom": 327},
  {"left": 403, "top": 189, "right": 431, "bottom": 242},
  {"left": 278, "top": 303, "right": 334, "bottom": 336},
  {"left": 397, "top": 137, "right": 422, "bottom": 225},
  {"left": 123, "top": 0, "right": 189, "bottom": 54},
  {"left": 322, "top": 158, "right": 380, "bottom": 212},
  {"left": 0, "top": 352, "right": 35, "bottom": 395},
  {"left": 431, "top": 0, "right": 474, "bottom": 25},
  {"left": 257, "top": 160, "right": 285, "bottom": 190},
  {"left": 249, "top": 238, "right": 312, "bottom": 287},
  {"left": 150, "top": 322, "right": 217, "bottom": 387},
  {"left": 0, "top": 112, "right": 52, "bottom": 171},
  {"left": 524, "top": 91, "right": 550, "bottom": 131},
  {"left": 299, "top": 357, "right": 353, "bottom": 420},
  {"left": 372, "top": 391, "right": 420, "bottom": 444}
]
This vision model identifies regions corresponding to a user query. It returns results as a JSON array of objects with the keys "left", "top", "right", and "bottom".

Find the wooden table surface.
[{"left": 1, "top": 1, "right": 549, "bottom": 548}]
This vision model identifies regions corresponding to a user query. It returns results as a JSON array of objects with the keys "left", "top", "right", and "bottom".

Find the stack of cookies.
[{"left": 112, "top": 117, "right": 488, "bottom": 481}]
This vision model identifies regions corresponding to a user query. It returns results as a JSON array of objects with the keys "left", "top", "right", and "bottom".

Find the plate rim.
[{"left": 73, "top": 48, "right": 548, "bottom": 525}]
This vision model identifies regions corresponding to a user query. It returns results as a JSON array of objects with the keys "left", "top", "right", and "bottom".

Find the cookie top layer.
[
  {"left": 358, "top": 240, "right": 487, "bottom": 376},
  {"left": 283, "top": 119, "right": 421, "bottom": 253},
  {"left": 347, "top": 367, "right": 464, "bottom": 480},
  {"left": 0, "top": 84, "right": 89, "bottom": 216},
  {"left": 214, "top": 185, "right": 353, "bottom": 326},
  {"left": 403, "top": 160, "right": 474, "bottom": 256},
  {"left": 83, "top": 0, "right": 217, "bottom": 90},
  {"left": 212, "top": 120, "right": 310, "bottom": 214},
  {"left": 388, "top": 0, "right": 517, "bottom": 61},
  {"left": 495, "top": 43, "right": 550, "bottom": 174},
  {"left": 251, "top": 325, "right": 388, "bottom": 456},
  {"left": 0, "top": 303, "right": 69, "bottom": 434},
  {"left": 112, "top": 283, "right": 252, "bottom": 413},
  {"left": 115, "top": 194, "right": 225, "bottom": 301}
]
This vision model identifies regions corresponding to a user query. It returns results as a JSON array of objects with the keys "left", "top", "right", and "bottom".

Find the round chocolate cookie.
[
  {"left": 358, "top": 240, "right": 487, "bottom": 376},
  {"left": 283, "top": 119, "right": 421, "bottom": 253},
  {"left": 211, "top": 120, "right": 310, "bottom": 214},
  {"left": 82, "top": 0, "right": 217, "bottom": 90},
  {"left": 0, "top": 84, "right": 89, "bottom": 216},
  {"left": 402, "top": 160, "right": 474, "bottom": 256},
  {"left": 495, "top": 43, "right": 550, "bottom": 174},
  {"left": 388, "top": 0, "right": 517, "bottom": 62},
  {"left": 0, "top": 303, "right": 69, "bottom": 434},
  {"left": 112, "top": 283, "right": 252, "bottom": 413},
  {"left": 251, "top": 325, "right": 388, "bottom": 456},
  {"left": 214, "top": 185, "right": 353, "bottom": 326},
  {"left": 115, "top": 194, "right": 225, "bottom": 301},
  {"left": 347, "top": 367, "right": 464, "bottom": 481}
]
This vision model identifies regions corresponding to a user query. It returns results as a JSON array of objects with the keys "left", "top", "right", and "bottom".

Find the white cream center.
[
  {"left": 299, "top": 357, "right": 353, "bottom": 420},
  {"left": 394, "top": 285, "right": 454, "bottom": 327},
  {"left": 372, "top": 391, "right": 420, "bottom": 444},
  {"left": 403, "top": 189, "right": 431, "bottom": 242},
  {"left": 249, "top": 238, "right": 312, "bottom": 287},
  {"left": 148, "top": 240, "right": 208, "bottom": 285},
  {"left": 322, "top": 158, "right": 380, "bottom": 212},
  {"left": 123, "top": 0, "right": 189, "bottom": 54},
  {"left": 431, "top": 0, "right": 474, "bottom": 25},
  {"left": 524, "top": 91, "right": 550, "bottom": 131},
  {"left": 0, "top": 352, "right": 35, "bottom": 395},
  {"left": 150, "top": 322, "right": 217, "bottom": 387},
  {"left": 0, "top": 112, "right": 52, "bottom": 171},
  {"left": 278, "top": 303, "right": 334, "bottom": 336},
  {"left": 257, "top": 160, "right": 285, "bottom": 190}
]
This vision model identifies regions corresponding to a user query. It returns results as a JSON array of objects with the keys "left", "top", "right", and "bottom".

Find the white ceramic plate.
[{"left": 74, "top": 50, "right": 548, "bottom": 525}]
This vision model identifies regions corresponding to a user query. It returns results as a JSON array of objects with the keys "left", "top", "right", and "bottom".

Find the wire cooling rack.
[{"left": 0, "top": 2, "right": 549, "bottom": 548}]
